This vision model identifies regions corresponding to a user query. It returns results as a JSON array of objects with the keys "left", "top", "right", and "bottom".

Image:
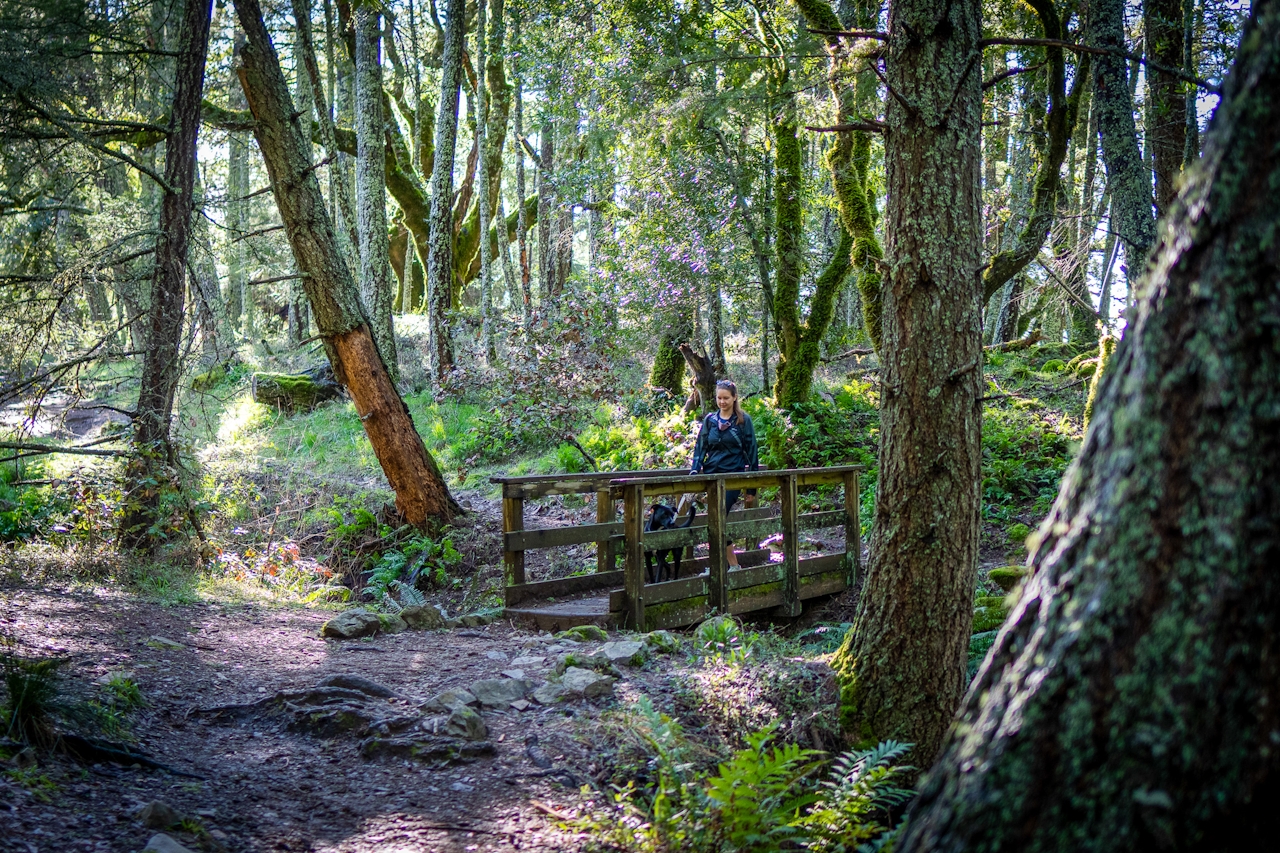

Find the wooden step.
[{"left": 504, "top": 594, "right": 618, "bottom": 633}]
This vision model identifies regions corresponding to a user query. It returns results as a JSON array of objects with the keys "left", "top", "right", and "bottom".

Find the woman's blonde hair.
[{"left": 716, "top": 379, "right": 745, "bottom": 425}]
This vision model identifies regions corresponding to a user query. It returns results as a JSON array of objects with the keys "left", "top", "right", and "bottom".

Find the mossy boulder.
[
  {"left": 972, "top": 596, "right": 1011, "bottom": 633},
  {"left": 251, "top": 364, "right": 343, "bottom": 413},
  {"left": 987, "top": 566, "right": 1029, "bottom": 593},
  {"left": 191, "top": 363, "right": 228, "bottom": 391},
  {"left": 556, "top": 625, "right": 608, "bottom": 643},
  {"left": 643, "top": 630, "right": 680, "bottom": 653}
]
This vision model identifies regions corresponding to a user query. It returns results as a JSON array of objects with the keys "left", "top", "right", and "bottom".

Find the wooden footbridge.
[{"left": 493, "top": 465, "right": 865, "bottom": 632}]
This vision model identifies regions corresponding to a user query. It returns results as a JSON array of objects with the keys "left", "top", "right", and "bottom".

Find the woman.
[{"left": 689, "top": 379, "right": 759, "bottom": 567}]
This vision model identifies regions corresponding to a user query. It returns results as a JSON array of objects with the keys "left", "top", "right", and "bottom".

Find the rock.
[
  {"left": 532, "top": 681, "right": 569, "bottom": 705},
  {"left": 249, "top": 365, "right": 342, "bottom": 413},
  {"left": 500, "top": 669, "right": 526, "bottom": 680},
  {"left": 399, "top": 605, "right": 446, "bottom": 630},
  {"left": 987, "top": 566, "right": 1029, "bottom": 593},
  {"left": 460, "top": 615, "right": 483, "bottom": 628},
  {"left": 484, "top": 650, "right": 509, "bottom": 662},
  {"left": 468, "top": 678, "right": 532, "bottom": 707},
  {"left": 600, "top": 640, "right": 649, "bottom": 667},
  {"left": 145, "top": 636, "right": 186, "bottom": 651},
  {"left": 644, "top": 630, "right": 681, "bottom": 653},
  {"left": 316, "top": 674, "right": 398, "bottom": 698},
  {"left": 556, "top": 625, "right": 608, "bottom": 642},
  {"left": 140, "top": 833, "right": 196, "bottom": 853},
  {"left": 360, "top": 735, "right": 495, "bottom": 763},
  {"left": 422, "top": 688, "right": 477, "bottom": 711},
  {"left": 136, "top": 801, "right": 183, "bottom": 829},
  {"left": 553, "top": 649, "right": 613, "bottom": 675},
  {"left": 11, "top": 747, "right": 35, "bottom": 768},
  {"left": 321, "top": 610, "right": 381, "bottom": 640},
  {"left": 377, "top": 613, "right": 408, "bottom": 635},
  {"left": 560, "top": 666, "right": 615, "bottom": 699},
  {"left": 445, "top": 706, "right": 488, "bottom": 740},
  {"left": 510, "top": 700, "right": 531, "bottom": 711},
  {"left": 512, "top": 655, "right": 546, "bottom": 667},
  {"left": 445, "top": 618, "right": 463, "bottom": 629}
]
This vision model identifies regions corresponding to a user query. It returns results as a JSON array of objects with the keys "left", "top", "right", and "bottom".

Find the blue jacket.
[{"left": 690, "top": 411, "right": 759, "bottom": 475}]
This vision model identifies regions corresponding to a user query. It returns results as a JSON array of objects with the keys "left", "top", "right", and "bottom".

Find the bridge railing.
[{"left": 491, "top": 464, "right": 866, "bottom": 629}]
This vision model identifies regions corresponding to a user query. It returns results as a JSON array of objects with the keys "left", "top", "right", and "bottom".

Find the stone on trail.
[
  {"left": 145, "top": 636, "right": 186, "bottom": 651},
  {"left": 512, "top": 655, "right": 546, "bottom": 667},
  {"left": 644, "top": 630, "right": 681, "bottom": 653},
  {"left": 468, "top": 678, "right": 532, "bottom": 707},
  {"left": 600, "top": 640, "right": 649, "bottom": 667},
  {"left": 360, "top": 735, "right": 495, "bottom": 763},
  {"left": 422, "top": 689, "right": 477, "bottom": 712},
  {"left": 532, "top": 681, "right": 569, "bottom": 705},
  {"left": 510, "top": 699, "right": 531, "bottom": 711},
  {"left": 445, "top": 706, "right": 488, "bottom": 741},
  {"left": 485, "top": 650, "right": 509, "bottom": 662},
  {"left": 399, "top": 604, "right": 447, "bottom": 630},
  {"left": 500, "top": 669, "right": 525, "bottom": 680},
  {"left": 136, "top": 801, "right": 183, "bottom": 829},
  {"left": 553, "top": 649, "right": 615, "bottom": 675},
  {"left": 560, "top": 666, "right": 615, "bottom": 698},
  {"left": 377, "top": 613, "right": 408, "bottom": 635},
  {"left": 556, "top": 625, "right": 608, "bottom": 643},
  {"left": 321, "top": 610, "right": 381, "bottom": 639},
  {"left": 140, "top": 833, "right": 196, "bottom": 853}
]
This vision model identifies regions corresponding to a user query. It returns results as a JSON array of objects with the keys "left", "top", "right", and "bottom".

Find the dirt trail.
[{"left": 0, "top": 587, "right": 596, "bottom": 853}]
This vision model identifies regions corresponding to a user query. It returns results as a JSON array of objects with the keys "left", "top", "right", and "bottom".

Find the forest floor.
[{"left": 0, "top": 574, "right": 847, "bottom": 853}]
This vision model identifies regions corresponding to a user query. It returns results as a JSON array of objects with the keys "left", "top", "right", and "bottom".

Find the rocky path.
[{"left": 0, "top": 587, "right": 657, "bottom": 853}]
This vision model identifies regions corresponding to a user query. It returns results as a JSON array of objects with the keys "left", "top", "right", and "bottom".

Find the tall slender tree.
[
  {"left": 354, "top": 4, "right": 397, "bottom": 377},
  {"left": 425, "top": 0, "right": 465, "bottom": 381},
  {"left": 121, "top": 0, "right": 215, "bottom": 547}
]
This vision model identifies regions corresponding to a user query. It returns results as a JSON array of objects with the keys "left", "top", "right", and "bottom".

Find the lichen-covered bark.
[
  {"left": 832, "top": 0, "right": 983, "bottom": 768},
  {"left": 425, "top": 0, "right": 465, "bottom": 380},
  {"left": 1146, "top": 0, "right": 1187, "bottom": 217},
  {"left": 650, "top": 313, "right": 692, "bottom": 400},
  {"left": 770, "top": 107, "right": 805, "bottom": 396},
  {"left": 899, "top": 5, "right": 1280, "bottom": 847},
  {"left": 981, "top": 0, "right": 1089, "bottom": 303},
  {"left": 1091, "top": 0, "right": 1156, "bottom": 271},
  {"left": 775, "top": 227, "right": 853, "bottom": 406},
  {"left": 354, "top": 6, "right": 397, "bottom": 378}
]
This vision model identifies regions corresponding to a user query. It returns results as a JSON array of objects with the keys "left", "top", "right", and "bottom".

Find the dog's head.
[{"left": 647, "top": 503, "right": 678, "bottom": 532}]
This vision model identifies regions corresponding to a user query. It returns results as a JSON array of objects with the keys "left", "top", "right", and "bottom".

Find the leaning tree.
[{"left": 899, "top": 1, "right": 1280, "bottom": 848}]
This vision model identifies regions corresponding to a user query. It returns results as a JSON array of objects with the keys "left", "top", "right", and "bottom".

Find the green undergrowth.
[{"left": 574, "top": 617, "right": 913, "bottom": 852}]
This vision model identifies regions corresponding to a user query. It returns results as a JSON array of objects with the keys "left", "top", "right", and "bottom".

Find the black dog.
[{"left": 645, "top": 502, "right": 697, "bottom": 584}]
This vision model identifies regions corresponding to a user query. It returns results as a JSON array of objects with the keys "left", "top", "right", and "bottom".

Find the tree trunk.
[
  {"left": 678, "top": 343, "right": 718, "bottom": 417},
  {"left": 424, "top": 0, "right": 465, "bottom": 382},
  {"left": 832, "top": 0, "right": 983, "bottom": 768},
  {"left": 354, "top": 6, "right": 397, "bottom": 379},
  {"left": 231, "top": 0, "right": 461, "bottom": 524},
  {"left": 1145, "top": 0, "right": 1187, "bottom": 218},
  {"left": 226, "top": 28, "right": 248, "bottom": 331},
  {"left": 899, "top": 5, "right": 1280, "bottom": 846},
  {"left": 1090, "top": 0, "right": 1156, "bottom": 273},
  {"left": 475, "top": 0, "right": 496, "bottom": 363},
  {"left": 512, "top": 14, "right": 532, "bottom": 327},
  {"left": 650, "top": 314, "right": 691, "bottom": 400},
  {"left": 121, "top": 0, "right": 214, "bottom": 548},
  {"left": 980, "top": 0, "right": 1090, "bottom": 304},
  {"left": 537, "top": 118, "right": 556, "bottom": 304}
]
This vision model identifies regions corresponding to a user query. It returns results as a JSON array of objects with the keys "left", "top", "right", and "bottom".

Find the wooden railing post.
[
  {"left": 707, "top": 477, "right": 728, "bottom": 614},
  {"left": 502, "top": 488, "right": 525, "bottom": 587},
  {"left": 779, "top": 473, "right": 801, "bottom": 617},
  {"left": 623, "top": 482, "right": 646, "bottom": 630},
  {"left": 596, "top": 488, "right": 616, "bottom": 573},
  {"left": 843, "top": 470, "right": 861, "bottom": 586}
]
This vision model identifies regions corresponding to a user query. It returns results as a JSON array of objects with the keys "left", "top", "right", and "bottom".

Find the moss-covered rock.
[
  {"left": 251, "top": 364, "right": 343, "bottom": 413},
  {"left": 555, "top": 624, "right": 608, "bottom": 643},
  {"left": 987, "top": 566, "right": 1029, "bottom": 593}
]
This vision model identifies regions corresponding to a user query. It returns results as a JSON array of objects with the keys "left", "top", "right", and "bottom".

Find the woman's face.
[{"left": 716, "top": 388, "right": 735, "bottom": 414}]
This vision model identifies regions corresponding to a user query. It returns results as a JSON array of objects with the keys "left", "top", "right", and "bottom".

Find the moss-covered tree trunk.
[
  {"left": 225, "top": 28, "right": 248, "bottom": 332},
  {"left": 354, "top": 5, "right": 397, "bottom": 379},
  {"left": 832, "top": 0, "right": 983, "bottom": 768},
  {"left": 232, "top": 0, "right": 461, "bottom": 524},
  {"left": 120, "top": 0, "right": 213, "bottom": 548},
  {"left": 1145, "top": 0, "right": 1186, "bottom": 218},
  {"left": 650, "top": 313, "right": 692, "bottom": 400},
  {"left": 424, "top": 0, "right": 465, "bottom": 382},
  {"left": 1091, "top": 0, "right": 1156, "bottom": 271},
  {"left": 899, "top": 5, "right": 1280, "bottom": 846}
]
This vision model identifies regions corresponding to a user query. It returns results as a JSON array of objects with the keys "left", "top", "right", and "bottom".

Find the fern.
[{"left": 797, "top": 741, "right": 915, "bottom": 853}]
